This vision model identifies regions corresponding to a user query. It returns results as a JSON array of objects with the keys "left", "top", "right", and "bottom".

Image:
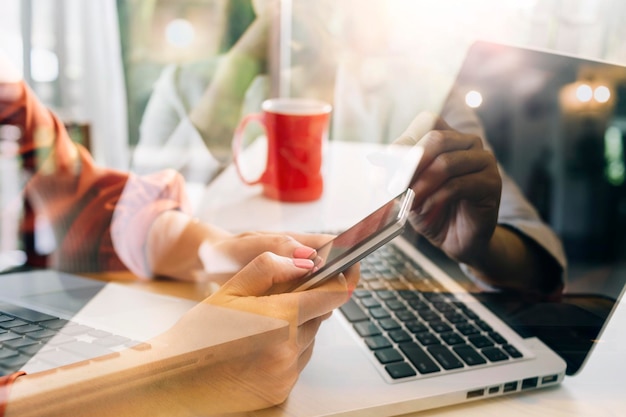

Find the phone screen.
[{"left": 289, "top": 189, "right": 414, "bottom": 292}]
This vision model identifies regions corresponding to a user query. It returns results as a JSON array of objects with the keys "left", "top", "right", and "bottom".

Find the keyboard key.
[
  {"left": 453, "top": 344, "right": 487, "bottom": 366},
  {"left": 468, "top": 335, "right": 495, "bottom": 348},
  {"left": 429, "top": 321, "right": 452, "bottom": 333},
  {"left": 399, "top": 342, "right": 440, "bottom": 374},
  {"left": 10, "top": 324, "right": 43, "bottom": 335},
  {"left": 432, "top": 302, "right": 455, "bottom": 313},
  {"left": 427, "top": 345, "right": 464, "bottom": 370},
  {"left": 378, "top": 318, "right": 401, "bottom": 331},
  {"left": 370, "top": 307, "right": 391, "bottom": 320},
  {"left": 39, "top": 318, "right": 71, "bottom": 330},
  {"left": 422, "top": 293, "right": 447, "bottom": 302},
  {"left": 376, "top": 290, "right": 397, "bottom": 300},
  {"left": 502, "top": 344, "right": 523, "bottom": 358},
  {"left": 461, "top": 308, "right": 479, "bottom": 320},
  {"left": 385, "top": 300, "right": 406, "bottom": 311},
  {"left": 405, "top": 321, "right": 428, "bottom": 334},
  {"left": 368, "top": 281, "right": 387, "bottom": 290},
  {"left": 440, "top": 332, "right": 465, "bottom": 346},
  {"left": 475, "top": 320, "right": 493, "bottom": 332},
  {"left": 0, "top": 353, "right": 30, "bottom": 369},
  {"left": 415, "top": 331, "right": 440, "bottom": 346},
  {"left": 354, "top": 321, "right": 381, "bottom": 337},
  {"left": 17, "top": 344, "right": 46, "bottom": 356},
  {"left": 35, "top": 349, "right": 85, "bottom": 367},
  {"left": 375, "top": 348, "right": 404, "bottom": 364},
  {"left": 93, "top": 335, "right": 130, "bottom": 347},
  {"left": 0, "top": 319, "right": 29, "bottom": 329},
  {"left": 361, "top": 297, "right": 381, "bottom": 309},
  {"left": 353, "top": 290, "right": 371, "bottom": 298},
  {"left": 59, "top": 324, "right": 94, "bottom": 336},
  {"left": 364, "top": 335, "right": 392, "bottom": 350},
  {"left": 398, "top": 290, "right": 420, "bottom": 301},
  {"left": 418, "top": 309, "right": 440, "bottom": 322},
  {"left": 46, "top": 334, "right": 76, "bottom": 346},
  {"left": 0, "top": 303, "right": 58, "bottom": 322},
  {"left": 60, "top": 341, "right": 117, "bottom": 359},
  {"left": 27, "top": 328, "right": 59, "bottom": 340},
  {"left": 407, "top": 299, "right": 429, "bottom": 311},
  {"left": 3, "top": 337, "right": 38, "bottom": 350},
  {"left": 443, "top": 311, "right": 467, "bottom": 324},
  {"left": 481, "top": 347, "right": 509, "bottom": 362},
  {"left": 395, "top": 310, "right": 417, "bottom": 322},
  {"left": 388, "top": 329, "right": 412, "bottom": 343},
  {"left": 0, "top": 332, "right": 21, "bottom": 343},
  {"left": 385, "top": 362, "right": 417, "bottom": 379},
  {"left": 488, "top": 332, "right": 508, "bottom": 345},
  {"left": 0, "top": 348, "right": 19, "bottom": 360},
  {"left": 456, "top": 323, "right": 480, "bottom": 336},
  {"left": 339, "top": 299, "right": 368, "bottom": 322}
]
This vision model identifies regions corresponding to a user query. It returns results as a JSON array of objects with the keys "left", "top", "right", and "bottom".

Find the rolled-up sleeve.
[{"left": 3, "top": 79, "right": 191, "bottom": 277}]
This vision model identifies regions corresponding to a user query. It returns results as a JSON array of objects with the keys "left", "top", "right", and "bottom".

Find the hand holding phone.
[{"left": 278, "top": 189, "right": 415, "bottom": 293}]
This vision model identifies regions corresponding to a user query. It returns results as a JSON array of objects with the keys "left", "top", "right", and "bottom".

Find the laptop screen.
[{"left": 419, "top": 41, "right": 626, "bottom": 375}]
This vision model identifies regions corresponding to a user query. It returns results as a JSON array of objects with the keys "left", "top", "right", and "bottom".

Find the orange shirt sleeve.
[{"left": 0, "top": 80, "right": 191, "bottom": 277}]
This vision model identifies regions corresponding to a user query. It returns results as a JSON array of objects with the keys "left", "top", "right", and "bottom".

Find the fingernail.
[
  {"left": 293, "top": 246, "right": 317, "bottom": 259},
  {"left": 293, "top": 258, "right": 315, "bottom": 269}
]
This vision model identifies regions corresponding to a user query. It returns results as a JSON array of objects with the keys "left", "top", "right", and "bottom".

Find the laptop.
[
  {"left": 0, "top": 270, "right": 288, "bottom": 382},
  {"left": 250, "top": 41, "right": 626, "bottom": 417}
]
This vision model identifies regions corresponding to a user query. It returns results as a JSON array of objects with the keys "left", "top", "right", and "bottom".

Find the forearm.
[
  {"left": 465, "top": 225, "right": 563, "bottom": 294},
  {"left": 189, "top": 51, "right": 264, "bottom": 160},
  {"left": 145, "top": 210, "right": 231, "bottom": 281}
]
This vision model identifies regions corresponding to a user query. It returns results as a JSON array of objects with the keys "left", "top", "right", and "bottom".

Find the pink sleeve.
[
  {"left": 3, "top": 80, "right": 191, "bottom": 276},
  {"left": 111, "top": 169, "right": 192, "bottom": 278}
]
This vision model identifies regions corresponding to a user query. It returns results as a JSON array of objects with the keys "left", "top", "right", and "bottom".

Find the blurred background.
[{"left": 1, "top": 0, "right": 626, "bottom": 169}]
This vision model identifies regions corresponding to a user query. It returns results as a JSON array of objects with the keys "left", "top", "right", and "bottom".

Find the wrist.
[{"left": 146, "top": 211, "right": 230, "bottom": 281}]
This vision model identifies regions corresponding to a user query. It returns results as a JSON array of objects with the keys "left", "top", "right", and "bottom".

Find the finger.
[
  {"left": 205, "top": 233, "right": 318, "bottom": 267},
  {"left": 219, "top": 252, "right": 315, "bottom": 297},
  {"left": 412, "top": 169, "right": 502, "bottom": 228},
  {"left": 285, "top": 232, "right": 335, "bottom": 252},
  {"left": 414, "top": 130, "right": 483, "bottom": 179},
  {"left": 296, "top": 317, "right": 323, "bottom": 354},
  {"left": 393, "top": 112, "right": 457, "bottom": 147},
  {"left": 411, "top": 148, "right": 497, "bottom": 207},
  {"left": 392, "top": 111, "right": 439, "bottom": 146},
  {"left": 293, "top": 270, "right": 357, "bottom": 325},
  {"left": 238, "top": 231, "right": 334, "bottom": 257},
  {"left": 297, "top": 340, "right": 315, "bottom": 375}
]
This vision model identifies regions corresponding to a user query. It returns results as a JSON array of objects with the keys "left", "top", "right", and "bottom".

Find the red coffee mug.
[{"left": 232, "top": 98, "right": 332, "bottom": 202}]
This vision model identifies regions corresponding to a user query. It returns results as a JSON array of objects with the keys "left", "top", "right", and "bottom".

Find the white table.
[
  {"left": 192, "top": 140, "right": 422, "bottom": 233},
  {"left": 191, "top": 140, "right": 626, "bottom": 416}
]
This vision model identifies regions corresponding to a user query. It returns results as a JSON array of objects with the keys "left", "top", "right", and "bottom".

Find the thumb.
[{"left": 392, "top": 111, "right": 453, "bottom": 146}]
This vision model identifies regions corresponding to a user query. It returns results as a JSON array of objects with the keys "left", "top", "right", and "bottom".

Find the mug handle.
[{"left": 232, "top": 113, "right": 266, "bottom": 185}]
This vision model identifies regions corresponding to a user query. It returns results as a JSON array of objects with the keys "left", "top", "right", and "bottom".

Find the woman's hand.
[
  {"left": 197, "top": 231, "right": 333, "bottom": 282},
  {"left": 146, "top": 209, "right": 333, "bottom": 283},
  {"left": 195, "top": 249, "right": 358, "bottom": 411}
]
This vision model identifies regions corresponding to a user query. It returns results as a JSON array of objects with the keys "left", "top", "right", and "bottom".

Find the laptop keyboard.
[
  {"left": 0, "top": 302, "right": 150, "bottom": 376},
  {"left": 339, "top": 243, "right": 524, "bottom": 381}
]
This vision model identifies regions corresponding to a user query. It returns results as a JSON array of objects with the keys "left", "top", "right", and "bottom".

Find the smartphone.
[{"left": 288, "top": 188, "right": 415, "bottom": 292}]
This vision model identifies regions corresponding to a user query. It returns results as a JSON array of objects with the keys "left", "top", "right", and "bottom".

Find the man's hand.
[{"left": 395, "top": 112, "right": 502, "bottom": 266}]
